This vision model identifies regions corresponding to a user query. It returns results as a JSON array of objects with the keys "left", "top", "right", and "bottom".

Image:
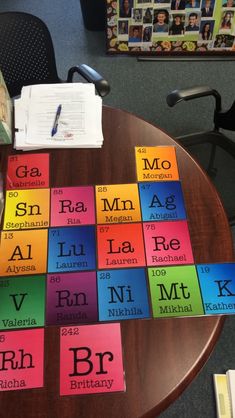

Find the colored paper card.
[
  {"left": 60, "top": 323, "right": 125, "bottom": 395},
  {"left": 48, "top": 226, "right": 96, "bottom": 273},
  {"left": 3, "top": 188, "right": 50, "bottom": 230},
  {"left": 143, "top": 220, "right": 194, "bottom": 266},
  {"left": 138, "top": 181, "right": 187, "bottom": 222},
  {"left": 0, "top": 229, "right": 48, "bottom": 276},
  {"left": 196, "top": 263, "right": 235, "bottom": 315},
  {"left": 95, "top": 183, "right": 141, "bottom": 224},
  {"left": 0, "top": 275, "right": 45, "bottom": 330},
  {"left": 135, "top": 146, "right": 179, "bottom": 182},
  {"left": 0, "top": 328, "right": 44, "bottom": 391},
  {"left": 6, "top": 153, "right": 49, "bottom": 190},
  {"left": 148, "top": 265, "right": 204, "bottom": 318},
  {"left": 97, "top": 223, "right": 146, "bottom": 270},
  {"left": 46, "top": 272, "right": 98, "bottom": 325},
  {"left": 50, "top": 186, "right": 95, "bottom": 227},
  {"left": 97, "top": 268, "right": 150, "bottom": 321}
]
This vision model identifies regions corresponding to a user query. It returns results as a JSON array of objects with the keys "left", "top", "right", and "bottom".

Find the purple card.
[{"left": 46, "top": 272, "right": 98, "bottom": 325}]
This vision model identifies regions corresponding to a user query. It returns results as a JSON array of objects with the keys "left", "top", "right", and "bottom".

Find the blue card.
[
  {"left": 48, "top": 226, "right": 96, "bottom": 273},
  {"left": 197, "top": 263, "right": 235, "bottom": 315},
  {"left": 97, "top": 268, "right": 150, "bottom": 321},
  {"left": 138, "top": 181, "right": 186, "bottom": 221}
]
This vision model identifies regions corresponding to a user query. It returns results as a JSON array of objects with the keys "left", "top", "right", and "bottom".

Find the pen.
[{"left": 51, "top": 104, "right": 62, "bottom": 137}]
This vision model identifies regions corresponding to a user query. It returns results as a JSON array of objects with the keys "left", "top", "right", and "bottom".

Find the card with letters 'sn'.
[
  {"left": 135, "top": 146, "right": 179, "bottom": 183},
  {"left": 3, "top": 188, "right": 50, "bottom": 231},
  {"left": 0, "top": 328, "right": 44, "bottom": 391},
  {"left": 60, "top": 323, "right": 125, "bottom": 396},
  {"left": 6, "top": 153, "right": 49, "bottom": 190}
]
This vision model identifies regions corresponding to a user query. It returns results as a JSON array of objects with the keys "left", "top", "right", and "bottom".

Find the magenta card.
[
  {"left": 50, "top": 186, "right": 95, "bottom": 227},
  {"left": 0, "top": 328, "right": 44, "bottom": 391},
  {"left": 46, "top": 272, "right": 98, "bottom": 325},
  {"left": 143, "top": 220, "right": 194, "bottom": 266},
  {"left": 60, "top": 323, "right": 125, "bottom": 395}
]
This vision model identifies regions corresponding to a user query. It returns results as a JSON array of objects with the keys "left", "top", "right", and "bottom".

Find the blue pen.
[{"left": 51, "top": 104, "right": 62, "bottom": 137}]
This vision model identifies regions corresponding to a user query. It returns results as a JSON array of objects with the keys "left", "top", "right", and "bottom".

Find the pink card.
[
  {"left": 50, "top": 186, "right": 95, "bottom": 227},
  {"left": 0, "top": 328, "right": 44, "bottom": 391},
  {"left": 143, "top": 220, "right": 194, "bottom": 266},
  {"left": 6, "top": 154, "right": 49, "bottom": 190},
  {"left": 60, "top": 323, "right": 125, "bottom": 396}
]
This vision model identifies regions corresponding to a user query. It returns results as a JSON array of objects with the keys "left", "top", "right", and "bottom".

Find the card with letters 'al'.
[
  {"left": 6, "top": 153, "right": 49, "bottom": 190},
  {"left": 60, "top": 323, "right": 125, "bottom": 395},
  {"left": 0, "top": 328, "right": 44, "bottom": 391}
]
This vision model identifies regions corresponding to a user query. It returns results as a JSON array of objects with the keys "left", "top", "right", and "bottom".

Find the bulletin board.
[{"left": 106, "top": 0, "right": 235, "bottom": 55}]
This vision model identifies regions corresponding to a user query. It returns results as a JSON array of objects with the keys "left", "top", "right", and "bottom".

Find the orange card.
[
  {"left": 95, "top": 184, "right": 141, "bottom": 224},
  {"left": 97, "top": 223, "right": 146, "bottom": 269},
  {"left": 0, "top": 229, "right": 48, "bottom": 276},
  {"left": 135, "top": 146, "right": 179, "bottom": 182}
]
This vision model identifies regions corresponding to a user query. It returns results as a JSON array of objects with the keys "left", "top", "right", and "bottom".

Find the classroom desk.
[{"left": 0, "top": 106, "right": 234, "bottom": 418}]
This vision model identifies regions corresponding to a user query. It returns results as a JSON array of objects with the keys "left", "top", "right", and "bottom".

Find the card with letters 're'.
[
  {"left": 135, "top": 146, "right": 179, "bottom": 182},
  {"left": 6, "top": 153, "right": 49, "bottom": 190},
  {"left": 60, "top": 323, "right": 125, "bottom": 395},
  {"left": 0, "top": 328, "right": 44, "bottom": 391}
]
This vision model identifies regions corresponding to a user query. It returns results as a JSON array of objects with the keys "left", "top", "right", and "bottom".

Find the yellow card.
[
  {"left": 3, "top": 189, "right": 50, "bottom": 230},
  {"left": 95, "top": 184, "right": 141, "bottom": 224},
  {"left": 135, "top": 146, "right": 179, "bottom": 182},
  {"left": 0, "top": 229, "right": 48, "bottom": 276}
]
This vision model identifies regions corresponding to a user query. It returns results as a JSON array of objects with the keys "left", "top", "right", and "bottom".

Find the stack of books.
[
  {"left": 0, "top": 70, "right": 12, "bottom": 145},
  {"left": 14, "top": 83, "right": 104, "bottom": 150},
  {"left": 213, "top": 370, "right": 235, "bottom": 418}
]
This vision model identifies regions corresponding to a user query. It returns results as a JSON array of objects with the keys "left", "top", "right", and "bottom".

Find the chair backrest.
[{"left": 0, "top": 12, "right": 60, "bottom": 97}]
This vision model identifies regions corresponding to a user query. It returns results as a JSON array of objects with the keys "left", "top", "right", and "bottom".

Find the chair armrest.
[
  {"left": 67, "top": 64, "right": 110, "bottom": 97},
  {"left": 166, "top": 86, "right": 221, "bottom": 112}
]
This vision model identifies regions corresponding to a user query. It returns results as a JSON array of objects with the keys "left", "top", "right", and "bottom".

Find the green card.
[
  {"left": 148, "top": 265, "right": 205, "bottom": 318},
  {"left": 0, "top": 275, "right": 46, "bottom": 330}
]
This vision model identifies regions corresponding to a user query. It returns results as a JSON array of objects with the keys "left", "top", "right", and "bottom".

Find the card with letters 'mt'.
[
  {"left": 6, "top": 153, "right": 49, "bottom": 190},
  {"left": 0, "top": 328, "right": 44, "bottom": 391},
  {"left": 60, "top": 323, "right": 125, "bottom": 396}
]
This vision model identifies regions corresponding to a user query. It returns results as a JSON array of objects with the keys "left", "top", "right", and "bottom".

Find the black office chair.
[
  {"left": 0, "top": 11, "right": 110, "bottom": 98},
  {"left": 166, "top": 86, "right": 235, "bottom": 225}
]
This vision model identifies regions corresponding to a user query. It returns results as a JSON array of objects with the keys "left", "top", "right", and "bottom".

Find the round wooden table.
[{"left": 0, "top": 107, "right": 234, "bottom": 418}]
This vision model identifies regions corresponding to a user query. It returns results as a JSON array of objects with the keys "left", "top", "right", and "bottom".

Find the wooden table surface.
[{"left": 0, "top": 106, "right": 234, "bottom": 418}]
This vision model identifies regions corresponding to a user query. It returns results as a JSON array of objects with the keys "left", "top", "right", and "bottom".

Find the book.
[
  {"left": 226, "top": 370, "right": 235, "bottom": 418},
  {"left": 0, "top": 70, "right": 12, "bottom": 144},
  {"left": 213, "top": 374, "right": 232, "bottom": 418}
]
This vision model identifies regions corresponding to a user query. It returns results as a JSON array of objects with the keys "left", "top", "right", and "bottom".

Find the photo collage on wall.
[{"left": 106, "top": 0, "right": 235, "bottom": 53}]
